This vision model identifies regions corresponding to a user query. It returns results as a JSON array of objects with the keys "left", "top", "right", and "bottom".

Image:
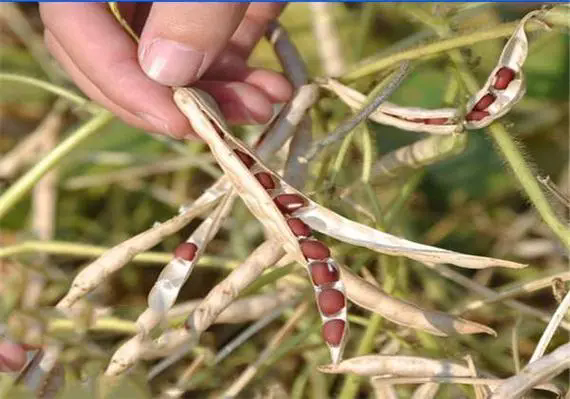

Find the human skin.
[
  {"left": 1, "top": 2, "right": 292, "bottom": 372},
  {"left": 39, "top": 3, "right": 293, "bottom": 138}
]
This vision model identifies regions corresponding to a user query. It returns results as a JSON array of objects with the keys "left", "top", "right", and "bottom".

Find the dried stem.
[
  {"left": 301, "top": 62, "right": 410, "bottom": 163},
  {"left": 490, "top": 342, "right": 570, "bottom": 399},
  {"left": 222, "top": 301, "right": 309, "bottom": 398},
  {"left": 309, "top": 2, "right": 345, "bottom": 77},
  {"left": 528, "top": 289, "right": 570, "bottom": 363}
]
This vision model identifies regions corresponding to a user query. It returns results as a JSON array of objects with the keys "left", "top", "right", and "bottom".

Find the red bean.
[
  {"left": 286, "top": 218, "right": 311, "bottom": 237},
  {"left": 214, "top": 126, "right": 225, "bottom": 139},
  {"left": 322, "top": 319, "right": 345, "bottom": 346},
  {"left": 494, "top": 67, "right": 515, "bottom": 90},
  {"left": 300, "top": 239, "right": 330, "bottom": 260},
  {"left": 424, "top": 117, "right": 448, "bottom": 125},
  {"left": 466, "top": 110, "right": 490, "bottom": 121},
  {"left": 254, "top": 172, "right": 275, "bottom": 190},
  {"left": 318, "top": 289, "right": 345, "bottom": 316},
  {"left": 234, "top": 150, "right": 255, "bottom": 169},
  {"left": 310, "top": 262, "right": 339, "bottom": 285},
  {"left": 174, "top": 242, "right": 198, "bottom": 261},
  {"left": 274, "top": 194, "right": 306, "bottom": 214},
  {"left": 474, "top": 93, "right": 496, "bottom": 111}
]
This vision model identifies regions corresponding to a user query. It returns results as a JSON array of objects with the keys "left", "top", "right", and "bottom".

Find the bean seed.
[
  {"left": 322, "top": 319, "right": 345, "bottom": 346},
  {"left": 273, "top": 194, "right": 306, "bottom": 214},
  {"left": 234, "top": 150, "right": 255, "bottom": 169},
  {"left": 318, "top": 289, "right": 345, "bottom": 316},
  {"left": 254, "top": 172, "right": 276, "bottom": 189},
  {"left": 424, "top": 118, "right": 448, "bottom": 125},
  {"left": 474, "top": 93, "right": 496, "bottom": 111},
  {"left": 310, "top": 262, "right": 339, "bottom": 285},
  {"left": 286, "top": 218, "right": 311, "bottom": 237},
  {"left": 174, "top": 242, "right": 198, "bottom": 261},
  {"left": 300, "top": 239, "right": 330, "bottom": 260},
  {"left": 493, "top": 67, "right": 515, "bottom": 90},
  {"left": 466, "top": 110, "right": 490, "bottom": 121}
]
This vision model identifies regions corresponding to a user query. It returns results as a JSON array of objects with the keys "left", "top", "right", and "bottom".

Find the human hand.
[
  {"left": 39, "top": 3, "right": 293, "bottom": 138},
  {"left": 0, "top": 340, "right": 27, "bottom": 372}
]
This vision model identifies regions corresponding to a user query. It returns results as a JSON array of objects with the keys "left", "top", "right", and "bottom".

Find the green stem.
[
  {"left": 0, "top": 110, "right": 113, "bottom": 220},
  {"left": 338, "top": 313, "right": 383, "bottom": 399},
  {"left": 488, "top": 124, "right": 570, "bottom": 249},
  {"left": 0, "top": 73, "right": 100, "bottom": 113},
  {"left": 342, "top": 19, "right": 545, "bottom": 81},
  {"left": 0, "top": 240, "right": 239, "bottom": 268}
]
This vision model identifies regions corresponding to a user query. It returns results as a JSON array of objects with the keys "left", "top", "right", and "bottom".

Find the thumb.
[{"left": 138, "top": 3, "right": 249, "bottom": 86}]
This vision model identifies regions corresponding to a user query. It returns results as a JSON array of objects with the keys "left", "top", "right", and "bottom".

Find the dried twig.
[
  {"left": 528, "top": 289, "right": 570, "bottom": 364},
  {"left": 301, "top": 62, "right": 410, "bottom": 163},
  {"left": 309, "top": 3, "right": 345, "bottom": 77},
  {"left": 490, "top": 342, "right": 570, "bottom": 399},
  {"left": 222, "top": 301, "right": 310, "bottom": 398}
]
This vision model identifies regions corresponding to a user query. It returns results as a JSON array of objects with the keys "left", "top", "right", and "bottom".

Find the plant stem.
[
  {"left": 337, "top": 313, "right": 383, "bottom": 399},
  {"left": 489, "top": 123, "right": 570, "bottom": 249},
  {"left": 0, "top": 240, "right": 238, "bottom": 269},
  {"left": 0, "top": 73, "right": 99, "bottom": 113},
  {"left": 342, "top": 19, "right": 546, "bottom": 81},
  {"left": 0, "top": 111, "right": 113, "bottom": 220}
]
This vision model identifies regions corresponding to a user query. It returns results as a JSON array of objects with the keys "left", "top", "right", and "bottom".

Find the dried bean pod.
[
  {"left": 319, "top": 78, "right": 461, "bottom": 135},
  {"left": 464, "top": 11, "right": 545, "bottom": 129}
]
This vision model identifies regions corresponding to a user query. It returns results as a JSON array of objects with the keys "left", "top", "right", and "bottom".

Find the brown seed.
[
  {"left": 300, "top": 239, "right": 330, "bottom": 260},
  {"left": 174, "top": 242, "right": 198, "bottom": 261},
  {"left": 254, "top": 172, "right": 275, "bottom": 189},
  {"left": 310, "top": 262, "right": 339, "bottom": 285},
  {"left": 466, "top": 110, "right": 490, "bottom": 121},
  {"left": 214, "top": 126, "right": 225, "bottom": 139},
  {"left": 234, "top": 149, "right": 255, "bottom": 169},
  {"left": 287, "top": 218, "right": 311, "bottom": 237},
  {"left": 494, "top": 67, "right": 515, "bottom": 90},
  {"left": 424, "top": 117, "right": 448, "bottom": 125},
  {"left": 322, "top": 319, "right": 345, "bottom": 346},
  {"left": 273, "top": 194, "right": 306, "bottom": 214},
  {"left": 318, "top": 289, "right": 345, "bottom": 316},
  {"left": 474, "top": 93, "right": 496, "bottom": 111}
]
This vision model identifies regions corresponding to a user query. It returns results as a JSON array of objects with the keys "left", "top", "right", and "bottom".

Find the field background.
[{"left": 0, "top": 3, "right": 569, "bottom": 398}]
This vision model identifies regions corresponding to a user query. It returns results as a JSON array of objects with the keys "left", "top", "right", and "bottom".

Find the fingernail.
[
  {"left": 137, "top": 112, "right": 172, "bottom": 135},
  {"left": 139, "top": 38, "right": 205, "bottom": 86}
]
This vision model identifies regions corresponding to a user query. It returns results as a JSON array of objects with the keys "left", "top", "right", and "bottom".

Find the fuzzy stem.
[{"left": 0, "top": 111, "right": 113, "bottom": 220}]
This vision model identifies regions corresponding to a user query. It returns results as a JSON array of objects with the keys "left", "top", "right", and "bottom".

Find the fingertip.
[
  {"left": 243, "top": 69, "right": 293, "bottom": 103},
  {"left": 0, "top": 341, "right": 27, "bottom": 372}
]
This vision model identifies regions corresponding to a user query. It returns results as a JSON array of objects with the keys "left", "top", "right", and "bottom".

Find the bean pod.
[
  {"left": 464, "top": 11, "right": 544, "bottom": 129},
  {"left": 230, "top": 143, "right": 349, "bottom": 363}
]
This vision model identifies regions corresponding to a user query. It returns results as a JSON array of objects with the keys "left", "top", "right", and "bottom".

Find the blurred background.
[{"left": 0, "top": 3, "right": 568, "bottom": 398}]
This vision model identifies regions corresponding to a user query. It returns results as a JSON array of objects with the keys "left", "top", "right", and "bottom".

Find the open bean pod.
[
  {"left": 320, "top": 78, "right": 461, "bottom": 135},
  {"left": 147, "top": 193, "right": 234, "bottom": 314},
  {"left": 173, "top": 87, "right": 526, "bottom": 365},
  {"left": 174, "top": 88, "right": 349, "bottom": 363},
  {"left": 464, "top": 11, "right": 544, "bottom": 129},
  {"left": 321, "top": 10, "right": 546, "bottom": 134}
]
